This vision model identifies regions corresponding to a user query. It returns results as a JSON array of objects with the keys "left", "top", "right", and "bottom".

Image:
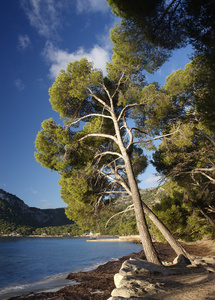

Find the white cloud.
[
  {"left": 75, "top": 0, "right": 109, "bottom": 14},
  {"left": 43, "top": 41, "right": 111, "bottom": 79},
  {"left": 145, "top": 175, "right": 161, "bottom": 184},
  {"left": 21, "top": 0, "right": 63, "bottom": 38},
  {"left": 17, "top": 34, "right": 31, "bottom": 51},
  {"left": 14, "top": 79, "right": 25, "bottom": 91}
]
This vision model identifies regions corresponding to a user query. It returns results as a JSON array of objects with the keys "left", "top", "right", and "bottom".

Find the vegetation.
[
  {"left": 30, "top": 1, "right": 215, "bottom": 264},
  {"left": 105, "top": 1, "right": 215, "bottom": 242},
  {"left": 0, "top": 187, "right": 164, "bottom": 237},
  {"left": 0, "top": 189, "right": 74, "bottom": 236}
]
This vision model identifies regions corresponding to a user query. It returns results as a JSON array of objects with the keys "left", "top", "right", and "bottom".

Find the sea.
[{"left": 0, "top": 237, "right": 142, "bottom": 300}]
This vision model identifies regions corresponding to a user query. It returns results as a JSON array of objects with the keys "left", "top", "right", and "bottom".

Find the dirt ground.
[{"left": 9, "top": 239, "right": 215, "bottom": 300}]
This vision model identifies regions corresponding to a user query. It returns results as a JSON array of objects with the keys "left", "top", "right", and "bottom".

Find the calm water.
[{"left": 0, "top": 237, "right": 142, "bottom": 299}]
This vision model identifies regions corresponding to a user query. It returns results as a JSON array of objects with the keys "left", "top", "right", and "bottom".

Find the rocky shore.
[{"left": 9, "top": 239, "right": 215, "bottom": 300}]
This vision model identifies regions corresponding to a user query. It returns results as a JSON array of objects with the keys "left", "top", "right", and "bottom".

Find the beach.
[{"left": 8, "top": 239, "right": 215, "bottom": 300}]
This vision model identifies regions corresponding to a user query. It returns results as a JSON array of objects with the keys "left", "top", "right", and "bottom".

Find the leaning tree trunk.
[
  {"left": 124, "top": 154, "right": 161, "bottom": 265},
  {"left": 142, "top": 203, "right": 191, "bottom": 259},
  {"left": 112, "top": 110, "right": 161, "bottom": 264}
]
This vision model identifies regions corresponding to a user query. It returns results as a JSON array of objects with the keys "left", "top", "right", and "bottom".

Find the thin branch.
[
  {"left": 192, "top": 167, "right": 215, "bottom": 172},
  {"left": 98, "top": 190, "right": 128, "bottom": 195},
  {"left": 100, "top": 169, "right": 131, "bottom": 196},
  {"left": 87, "top": 87, "right": 111, "bottom": 111},
  {"left": 153, "top": 0, "right": 179, "bottom": 34},
  {"left": 111, "top": 72, "right": 125, "bottom": 100},
  {"left": 131, "top": 127, "right": 148, "bottom": 135},
  {"left": 117, "top": 103, "right": 144, "bottom": 122},
  {"left": 66, "top": 113, "right": 113, "bottom": 128},
  {"left": 102, "top": 84, "right": 114, "bottom": 110},
  {"left": 122, "top": 115, "right": 133, "bottom": 150},
  {"left": 132, "top": 131, "right": 177, "bottom": 144},
  {"left": 199, "top": 131, "right": 215, "bottom": 147},
  {"left": 105, "top": 204, "right": 134, "bottom": 228},
  {"left": 77, "top": 133, "right": 119, "bottom": 144},
  {"left": 198, "top": 172, "right": 215, "bottom": 184},
  {"left": 95, "top": 150, "right": 123, "bottom": 160}
]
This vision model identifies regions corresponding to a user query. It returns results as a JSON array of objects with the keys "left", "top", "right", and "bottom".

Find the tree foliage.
[
  {"left": 107, "top": 0, "right": 215, "bottom": 55},
  {"left": 35, "top": 57, "right": 168, "bottom": 263},
  {"left": 149, "top": 60, "right": 215, "bottom": 185},
  {"left": 144, "top": 60, "right": 215, "bottom": 234}
]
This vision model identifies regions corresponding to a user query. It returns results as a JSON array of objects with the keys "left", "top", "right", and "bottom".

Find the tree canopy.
[
  {"left": 107, "top": 0, "right": 215, "bottom": 55},
  {"left": 143, "top": 59, "right": 215, "bottom": 236},
  {"left": 35, "top": 58, "right": 163, "bottom": 263},
  {"left": 35, "top": 56, "right": 193, "bottom": 263}
]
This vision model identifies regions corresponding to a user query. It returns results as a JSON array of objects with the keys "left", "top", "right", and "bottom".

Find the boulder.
[
  {"left": 111, "top": 286, "right": 147, "bottom": 298},
  {"left": 114, "top": 273, "right": 124, "bottom": 288},
  {"left": 173, "top": 254, "right": 191, "bottom": 266},
  {"left": 119, "top": 258, "right": 172, "bottom": 276}
]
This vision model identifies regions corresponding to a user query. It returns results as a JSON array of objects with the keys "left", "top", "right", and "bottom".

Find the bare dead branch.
[
  {"left": 77, "top": 133, "right": 119, "bottom": 144},
  {"left": 94, "top": 150, "right": 123, "bottom": 160},
  {"left": 105, "top": 204, "right": 134, "bottom": 228},
  {"left": 65, "top": 113, "right": 113, "bottom": 128},
  {"left": 132, "top": 130, "right": 177, "bottom": 145}
]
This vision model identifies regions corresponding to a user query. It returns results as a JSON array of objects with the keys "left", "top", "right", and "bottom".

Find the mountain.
[{"left": 0, "top": 189, "right": 73, "bottom": 234}]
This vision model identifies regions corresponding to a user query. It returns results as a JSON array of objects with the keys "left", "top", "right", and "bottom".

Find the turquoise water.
[{"left": 0, "top": 237, "right": 142, "bottom": 299}]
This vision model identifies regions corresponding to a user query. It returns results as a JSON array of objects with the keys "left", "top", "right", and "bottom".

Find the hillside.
[
  {"left": 0, "top": 187, "right": 164, "bottom": 236},
  {"left": 0, "top": 189, "right": 74, "bottom": 235},
  {"left": 114, "top": 186, "right": 165, "bottom": 210}
]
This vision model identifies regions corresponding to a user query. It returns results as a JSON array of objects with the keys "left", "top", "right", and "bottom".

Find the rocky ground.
[{"left": 9, "top": 239, "right": 215, "bottom": 300}]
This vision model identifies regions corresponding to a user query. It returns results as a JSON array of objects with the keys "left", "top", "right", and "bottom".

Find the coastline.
[{"left": 8, "top": 239, "right": 215, "bottom": 300}]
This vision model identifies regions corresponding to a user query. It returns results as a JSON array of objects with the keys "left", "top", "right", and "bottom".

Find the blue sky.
[{"left": 0, "top": 0, "right": 193, "bottom": 209}]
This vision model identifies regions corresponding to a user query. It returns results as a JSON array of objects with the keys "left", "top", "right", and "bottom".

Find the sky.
[{"left": 0, "top": 0, "right": 193, "bottom": 209}]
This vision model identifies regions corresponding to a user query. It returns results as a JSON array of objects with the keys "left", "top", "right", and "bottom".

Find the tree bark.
[
  {"left": 125, "top": 156, "right": 161, "bottom": 265},
  {"left": 142, "top": 203, "right": 191, "bottom": 259},
  {"left": 112, "top": 111, "right": 161, "bottom": 265}
]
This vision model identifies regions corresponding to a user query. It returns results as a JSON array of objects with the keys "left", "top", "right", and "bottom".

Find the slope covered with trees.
[
  {"left": 0, "top": 189, "right": 74, "bottom": 235},
  {"left": 0, "top": 187, "right": 166, "bottom": 237}
]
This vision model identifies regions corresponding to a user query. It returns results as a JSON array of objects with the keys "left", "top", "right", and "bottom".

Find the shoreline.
[{"left": 8, "top": 239, "right": 215, "bottom": 300}]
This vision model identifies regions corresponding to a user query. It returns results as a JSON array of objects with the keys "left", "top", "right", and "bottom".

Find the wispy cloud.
[
  {"left": 14, "top": 79, "right": 25, "bottom": 91},
  {"left": 20, "top": 0, "right": 64, "bottom": 39},
  {"left": 17, "top": 34, "right": 31, "bottom": 51},
  {"left": 31, "top": 189, "right": 38, "bottom": 194},
  {"left": 20, "top": 0, "right": 113, "bottom": 79},
  {"left": 75, "top": 0, "right": 110, "bottom": 14},
  {"left": 43, "top": 41, "right": 111, "bottom": 79},
  {"left": 145, "top": 175, "right": 160, "bottom": 184}
]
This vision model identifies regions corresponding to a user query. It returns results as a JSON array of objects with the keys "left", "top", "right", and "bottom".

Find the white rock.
[
  {"left": 111, "top": 286, "right": 146, "bottom": 298},
  {"left": 114, "top": 273, "right": 124, "bottom": 288},
  {"left": 119, "top": 258, "right": 172, "bottom": 276},
  {"left": 173, "top": 254, "right": 191, "bottom": 266}
]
